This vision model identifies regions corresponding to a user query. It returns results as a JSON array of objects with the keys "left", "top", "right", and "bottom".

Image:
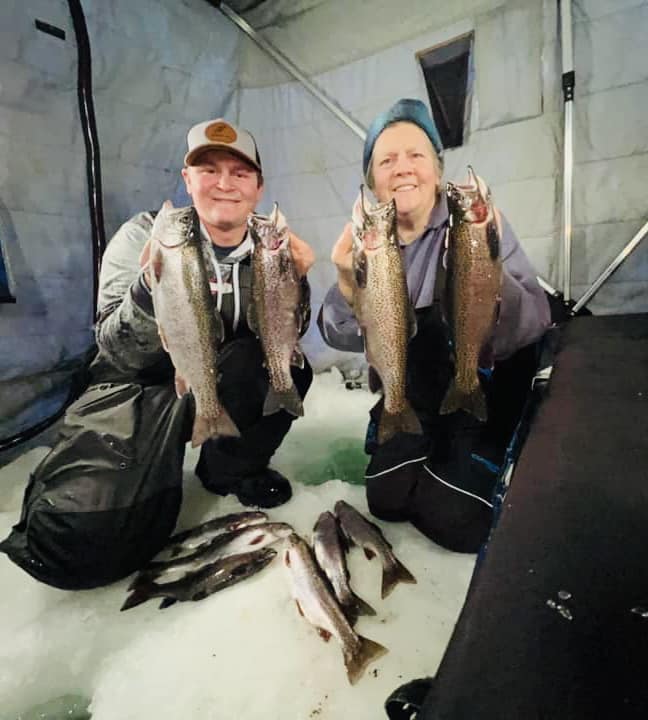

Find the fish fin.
[
  {"left": 174, "top": 373, "right": 189, "bottom": 398},
  {"left": 158, "top": 597, "right": 177, "bottom": 609},
  {"left": 381, "top": 558, "right": 417, "bottom": 599},
  {"left": 343, "top": 592, "right": 376, "bottom": 626},
  {"left": 317, "top": 628, "right": 332, "bottom": 642},
  {"left": 368, "top": 366, "right": 381, "bottom": 394},
  {"left": 439, "top": 379, "right": 488, "bottom": 422},
  {"left": 263, "top": 385, "right": 304, "bottom": 417},
  {"left": 344, "top": 635, "right": 389, "bottom": 685},
  {"left": 295, "top": 599, "right": 304, "bottom": 617},
  {"left": 121, "top": 580, "right": 159, "bottom": 611},
  {"left": 377, "top": 400, "right": 423, "bottom": 445},
  {"left": 191, "top": 407, "right": 241, "bottom": 447},
  {"left": 291, "top": 346, "right": 305, "bottom": 369},
  {"left": 363, "top": 547, "right": 376, "bottom": 561},
  {"left": 352, "top": 592, "right": 377, "bottom": 618}
]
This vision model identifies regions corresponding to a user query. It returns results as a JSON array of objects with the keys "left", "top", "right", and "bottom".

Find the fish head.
[
  {"left": 228, "top": 547, "right": 277, "bottom": 579},
  {"left": 151, "top": 202, "right": 199, "bottom": 249},
  {"left": 446, "top": 166, "right": 493, "bottom": 226},
  {"left": 351, "top": 186, "right": 398, "bottom": 254},
  {"left": 248, "top": 202, "right": 290, "bottom": 253}
]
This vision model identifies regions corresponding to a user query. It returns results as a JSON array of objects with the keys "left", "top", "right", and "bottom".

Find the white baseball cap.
[{"left": 184, "top": 118, "right": 262, "bottom": 171}]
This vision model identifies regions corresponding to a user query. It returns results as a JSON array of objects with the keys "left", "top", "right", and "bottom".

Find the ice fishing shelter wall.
[
  {"left": 231, "top": 0, "right": 648, "bottom": 369},
  {"left": 0, "top": 0, "right": 241, "bottom": 443}
]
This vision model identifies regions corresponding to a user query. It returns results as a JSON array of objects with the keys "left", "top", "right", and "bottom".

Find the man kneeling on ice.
[{"left": 0, "top": 119, "right": 315, "bottom": 590}]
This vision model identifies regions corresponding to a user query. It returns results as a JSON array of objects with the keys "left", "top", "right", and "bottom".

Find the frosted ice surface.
[{"left": 0, "top": 370, "right": 475, "bottom": 720}]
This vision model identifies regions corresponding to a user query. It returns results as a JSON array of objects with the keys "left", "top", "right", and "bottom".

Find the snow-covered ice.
[{"left": 0, "top": 370, "right": 476, "bottom": 720}]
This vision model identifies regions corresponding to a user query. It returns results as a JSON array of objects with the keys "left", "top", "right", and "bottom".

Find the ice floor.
[{"left": 0, "top": 370, "right": 476, "bottom": 720}]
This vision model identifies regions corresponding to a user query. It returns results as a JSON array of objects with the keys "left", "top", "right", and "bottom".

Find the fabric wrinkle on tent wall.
[{"left": 209, "top": 0, "right": 368, "bottom": 141}]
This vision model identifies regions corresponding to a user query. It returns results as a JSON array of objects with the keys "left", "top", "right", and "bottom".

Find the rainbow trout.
[
  {"left": 334, "top": 500, "right": 416, "bottom": 599},
  {"left": 284, "top": 533, "right": 387, "bottom": 685},
  {"left": 247, "top": 204, "right": 308, "bottom": 417},
  {"left": 440, "top": 167, "right": 502, "bottom": 422},
  {"left": 149, "top": 201, "right": 239, "bottom": 446},
  {"left": 312, "top": 511, "right": 375, "bottom": 626},
  {"left": 351, "top": 187, "right": 422, "bottom": 445}
]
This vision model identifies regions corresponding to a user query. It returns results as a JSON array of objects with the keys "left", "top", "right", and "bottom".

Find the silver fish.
[
  {"left": 334, "top": 500, "right": 416, "bottom": 599},
  {"left": 121, "top": 546, "right": 277, "bottom": 611},
  {"left": 129, "top": 522, "right": 293, "bottom": 589},
  {"left": 284, "top": 533, "right": 387, "bottom": 685},
  {"left": 149, "top": 201, "right": 239, "bottom": 446},
  {"left": 247, "top": 203, "right": 309, "bottom": 417},
  {"left": 161, "top": 511, "right": 268, "bottom": 559},
  {"left": 351, "top": 187, "right": 422, "bottom": 444},
  {"left": 312, "top": 511, "right": 375, "bottom": 625}
]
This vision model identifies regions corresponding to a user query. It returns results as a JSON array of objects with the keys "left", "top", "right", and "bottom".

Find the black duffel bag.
[{"left": 0, "top": 380, "right": 192, "bottom": 589}]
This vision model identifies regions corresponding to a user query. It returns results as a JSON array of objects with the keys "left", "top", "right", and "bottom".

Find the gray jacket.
[{"left": 319, "top": 195, "right": 551, "bottom": 361}]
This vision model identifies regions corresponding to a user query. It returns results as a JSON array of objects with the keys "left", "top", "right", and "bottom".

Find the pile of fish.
[
  {"left": 284, "top": 500, "right": 417, "bottom": 685},
  {"left": 121, "top": 512, "right": 291, "bottom": 611},
  {"left": 121, "top": 501, "right": 417, "bottom": 686}
]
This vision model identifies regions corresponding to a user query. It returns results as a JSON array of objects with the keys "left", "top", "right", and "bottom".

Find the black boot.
[
  {"left": 217, "top": 468, "right": 292, "bottom": 509},
  {"left": 385, "top": 677, "right": 434, "bottom": 719},
  {"left": 195, "top": 451, "right": 292, "bottom": 509}
]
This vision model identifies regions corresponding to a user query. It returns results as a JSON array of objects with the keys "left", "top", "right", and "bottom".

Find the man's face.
[
  {"left": 370, "top": 122, "right": 441, "bottom": 223},
  {"left": 182, "top": 149, "right": 264, "bottom": 235}
]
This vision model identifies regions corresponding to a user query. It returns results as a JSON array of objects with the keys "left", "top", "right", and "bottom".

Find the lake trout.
[
  {"left": 351, "top": 187, "right": 421, "bottom": 445},
  {"left": 247, "top": 203, "right": 308, "bottom": 417},
  {"left": 121, "top": 547, "right": 277, "bottom": 611},
  {"left": 149, "top": 201, "right": 239, "bottom": 446},
  {"left": 284, "top": 533, "right": 387, "bottom": 685},
  {"left": 312, "top": 511, "right": 375, "bottom": 626},
  {"left": 334, "top": 500, "right": 416, "bottom": 599},
  {"left": 440, "top": 167, "right": 502, "bottom": 422}
]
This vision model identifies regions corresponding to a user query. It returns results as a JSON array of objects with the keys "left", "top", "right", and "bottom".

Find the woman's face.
[{"left": 370, "top": 122, "right": 441, "bottom": 226}]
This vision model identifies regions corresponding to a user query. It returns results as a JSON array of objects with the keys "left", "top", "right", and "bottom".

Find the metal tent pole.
[
  {"left": 572, "top": 219, "right": 648, "bottom": 314},
  {"left": 559, "top": 0, "right": 575, "bottom": 301},
  {"left": 209, "top": 1, "right": 367, "bottom": 141}
]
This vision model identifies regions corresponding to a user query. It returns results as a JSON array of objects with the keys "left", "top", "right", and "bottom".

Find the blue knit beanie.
[{"left": 363, "top": 98, "right": 444, "bottom": 179}]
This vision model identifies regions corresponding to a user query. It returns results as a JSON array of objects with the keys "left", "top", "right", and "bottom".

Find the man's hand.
[
  {"left": 331, "top": 223, "right": 354, "bottom": 304},
  {"left": 289, "top": 232, "right": 316, "bottom": 277}
]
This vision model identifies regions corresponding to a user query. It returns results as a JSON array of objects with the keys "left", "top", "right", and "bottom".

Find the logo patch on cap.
[{"left": 205, "top": 122, "right": 237, "bottom": 144}]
